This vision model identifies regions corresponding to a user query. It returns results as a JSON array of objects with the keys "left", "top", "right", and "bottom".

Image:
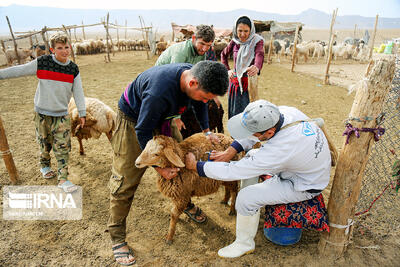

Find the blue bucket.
[{"left": 264, "top": 227, "right": 302, "bottom": 246}]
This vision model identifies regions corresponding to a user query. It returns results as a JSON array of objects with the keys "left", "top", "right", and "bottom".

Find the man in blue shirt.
[{"left": 108, "top": 60, "right": 228, "bottom": 266}]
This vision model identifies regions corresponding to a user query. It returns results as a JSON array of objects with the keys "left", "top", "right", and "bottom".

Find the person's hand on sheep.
[
  {"left": 204, "top": 130, "right": 220, "bottom": 144},
  {"left": 185, "top": 152, "right": 197, "bottom": 171},
  {"left": 174, "top": 118, "right": 186, "bottom": 131},
  {"left": 155, "top": 167, "right": 180, "bottom": 180},
  {"left": 210, "top": 146, "right": 238, "bottom": 162}
]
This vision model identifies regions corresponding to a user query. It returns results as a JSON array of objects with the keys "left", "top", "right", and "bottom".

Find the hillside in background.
[{"left": 0, "top": 5, "right": 400, "bottom": 35}]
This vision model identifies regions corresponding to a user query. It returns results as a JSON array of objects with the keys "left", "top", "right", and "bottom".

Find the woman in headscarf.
[{"left": 221, "top": 15, "right": 264, "bottom": 118}]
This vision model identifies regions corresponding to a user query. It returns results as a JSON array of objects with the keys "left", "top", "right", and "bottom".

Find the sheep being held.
[
  {"left": 68, "top": 97, "right": 116, "bottom": 155},
  {"left": 135, "top": 133, "right": 241, "bottom": 244}
]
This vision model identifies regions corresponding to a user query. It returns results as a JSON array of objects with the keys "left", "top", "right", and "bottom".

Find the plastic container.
[{"left": 264, "top": 227, "right": 302, "bottom": 246}]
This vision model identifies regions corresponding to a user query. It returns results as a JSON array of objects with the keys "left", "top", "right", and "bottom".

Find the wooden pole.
[
  {"left": 318, "top": 58, "right": 396, "bottom": 259},
  {"left": 0, "top": 115, "right": 19, "bottom": 184},
  {"left": 41, "top": 27, "right": 50, "bottom": 55},
  {"left": 267, "top": 36, "right": 273, "bottom": 64},
  {"left": 62, "top": 25, "right": 76, "bottom": 63},
  {"left": 368, "top": 15, "right": 379, "bottom": 60},
  {"left": 248, "top": 75, "right": 259, "bottom": 103},
  {"left": 139, "top": 16, "right": 150, "bottom": 60},
  {"left": 125, "top": 20, "right": 127, "bottom": 40},
  {"left": 0, "top": 40, "right": 6, "bottom": 54},
  {"left": 29, "top": 36, "right": 33, "bottom": 48},
  {"left": 291, "top": 25, "right": 300, "bottom": 72},
  {"left": 116, "top": 20, "right": 120, "bottom": 51},
  {"left": 82, "top": 20, "right": 86, "bottom": 40},
  {"left": 327, "top": 8, "right": 338, "bottom": 51},
  {"left": 34, "top": 32, "right": 39, "bottom": 44},
  {"left": 171, "top": 22, "right": 175, "bottom": 42},
  {"left": 353, "top": 24, "right": 357, "bottom": 38},
  {"left": 6, "top": 16, "right": 21, "bottom": 64},
  {"left": 324, "top": 32, "right": 336, "bottom": 85},
  {"left": 105, "top": 13, "right": 111, "bottom": 62},
  {"left": 74, "top": 28, "right": 77, "bottom": 41}
]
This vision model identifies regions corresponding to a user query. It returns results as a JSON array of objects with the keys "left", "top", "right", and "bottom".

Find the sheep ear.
[{"left": 164, "top": 148, "right": 185, "bottom": 168}]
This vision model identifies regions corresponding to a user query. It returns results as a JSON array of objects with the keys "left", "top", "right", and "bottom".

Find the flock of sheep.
[
  {"left": 0, "top": 32, "right": 384, "bottom": 243},
  {"left": 3, "top": 33, "right": 382, "bottom": 67}
]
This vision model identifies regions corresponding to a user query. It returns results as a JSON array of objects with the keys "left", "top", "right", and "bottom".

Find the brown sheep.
[
  {"left": 156, "top": 41, "right": 168, "bottom": 55},
  {"left": 68, "top": 97, "right": 116, "bottom": 155},
  {"left": 135, "top": 133, "right": 241, "bottom": 244}
]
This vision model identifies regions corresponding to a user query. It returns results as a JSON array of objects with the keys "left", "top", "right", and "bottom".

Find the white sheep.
[
  {"left": 3, "top": 48, "right": 34, "bottom": 66},
  {"left": 135, "top": 133, "right": 241, "bottom": 244},
  {"left": 68, "top": 97, "right": 116, "bottom": 155}
]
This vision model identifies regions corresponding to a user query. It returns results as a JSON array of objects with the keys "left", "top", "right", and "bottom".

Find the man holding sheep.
[
  {"left": 185, "top": 99, "right": 332, "bottom": 258},
  {"left": 108, "top": 60, "right": 228, "bottom": 266}
]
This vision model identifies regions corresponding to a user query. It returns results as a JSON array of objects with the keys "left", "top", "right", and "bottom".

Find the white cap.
[{"left": 227, "top": 100, "right": 281, "bottom": 139}]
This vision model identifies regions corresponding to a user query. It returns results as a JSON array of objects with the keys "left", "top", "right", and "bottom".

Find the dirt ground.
[{"left": 1, "top": 50, "right": 399, "bottom": 267}]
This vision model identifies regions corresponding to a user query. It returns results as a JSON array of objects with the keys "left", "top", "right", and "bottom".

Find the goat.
[
  {"left": 135, "top": 133, "right": 241, "bottom": 244},
  {"left": 68, "top": 97, "right": 116, "bottom": 155}
]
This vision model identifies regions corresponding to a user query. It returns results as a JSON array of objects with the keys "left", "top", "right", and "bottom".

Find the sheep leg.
[
  {"left": 229, "top": 190, "right": 237, "bottom": 216},
  {"left": 78, "top": 137, "right": 85, "bottom": 155},
  {"left": 106, "top": 130, "right": 112, "bottom": 142},
  {"left": 166, "top": 205, "right": 182, "bottom": 244},
  {"left": 220, "top": 186, "right": 230, "bottom": 205}
]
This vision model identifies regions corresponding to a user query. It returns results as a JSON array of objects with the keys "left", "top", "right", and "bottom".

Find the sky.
[{"left": 1, "top": 0, "right": 400, "bottom": 18}]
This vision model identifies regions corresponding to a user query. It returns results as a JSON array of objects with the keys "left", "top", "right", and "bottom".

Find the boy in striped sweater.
[{"left": 0, "top": 32, "right": 86, "bottom": 192}]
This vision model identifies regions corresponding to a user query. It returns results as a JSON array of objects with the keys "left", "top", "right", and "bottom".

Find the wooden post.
[
  {"left": 125, "top": 20, "right": 127, "bottom": 40},
  {"left": 29, "top": 35, "right": 33, "bottom": 48},
  {"left": 327, "top": 8, "right": 338, "bottom": 52},
  {"left": 0, "top": 40, "right": 6, "bottom": 53},
  {"left": 0, "top": 115, "right": 19, "bottom": 184},
  {"left": 353, "top": 24, "right": 357, "bottom": 38},
  {"left": 34, "top": 32, "right": 39, "bottom": 44},
  {"left": 324, "top": 32, "right": 336, "bottom": 85},
  {"left": 41, "top": 27, "right": 50, "bottom": 55},
  {"left": 82, "top": 20, "right": 86, "bottom": 40},
  {"left": 171, "top": 22, "right": 175, "bottom": 41},
  {"left": 368, "top": 15, "right": 379, "bottom": 60},
  {"left": 73, "top": 28, "right": 77, "bottom": 41},
  {"left": 291, "top": 25, "right": 300, "bottom": 72},
  {"left": 6, "top": 16, "right": 21, "bottom": 64},
  {"left": 62, "top": 25, "right": 76, "bottom": 63},
  {"left": 248, "top": 75, "right": 259, "bottom": 102},
  {"left": 318, "top": 58, "right": 396, "bottom": 259},
  {"left": 105, "top": 13, "right": 111, "bottom": 62},
  {"left": 139, "top": 16, "right": 150, "bottom": 60},
  {"left": 116, "top": 20, "right": 120, "bottom": 51},
  {"left": 267, "top": 36, "right": 273, "bottom": 64}
]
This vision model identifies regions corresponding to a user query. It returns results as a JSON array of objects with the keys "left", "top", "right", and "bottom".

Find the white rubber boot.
[{"left": 218, "top": 210, "right": 260, "bottom": 258}]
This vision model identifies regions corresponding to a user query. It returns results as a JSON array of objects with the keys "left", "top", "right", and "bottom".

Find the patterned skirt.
[{"left": 228, "top": 74, "right": 249, "bottom": 119}]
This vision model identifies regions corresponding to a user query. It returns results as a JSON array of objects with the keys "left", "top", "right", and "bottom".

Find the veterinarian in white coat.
[{"left": 185, "top": 99, "right": 332, "bottom": 258}]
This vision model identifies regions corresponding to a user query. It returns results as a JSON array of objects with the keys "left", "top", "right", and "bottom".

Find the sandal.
[
  {"left": 40, "top": 166, "right": 56, "bottom": 179},
  {"left": 57, "top": 180, "right": 78, "bottom": 193},
  {"left": 183, "top": 203, "right": 207, "bottom": 223},
  {"left": 112, "top": 242, "right": 136, "bottom": 266}
]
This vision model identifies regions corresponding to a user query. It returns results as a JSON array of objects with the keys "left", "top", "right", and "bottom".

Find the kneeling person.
[{"left": 185, "top": 99, "right": 332, "bottom": 258}]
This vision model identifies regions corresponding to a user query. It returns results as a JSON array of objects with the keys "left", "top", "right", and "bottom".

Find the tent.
[
  {"left": 171, "top": 23, "right": 232, "bottom": 41},
  {"left": 253, "top": 20, "right": 303, "bottom": 41}
]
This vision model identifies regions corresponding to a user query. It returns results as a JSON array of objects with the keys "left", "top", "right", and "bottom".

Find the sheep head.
[{"left": 135, "top": 135, "right": 185, "bottom": 169}]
